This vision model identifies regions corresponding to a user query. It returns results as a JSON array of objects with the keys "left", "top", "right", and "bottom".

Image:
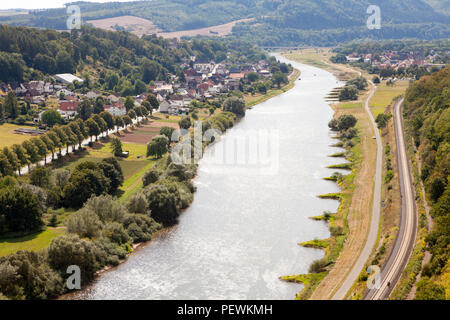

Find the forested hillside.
[
  {"left": 1, "top": 0, "right": 449, "bottom": 46},
  {"left": 403, "top": 67, "right": 449, "bottom": 299},
  {"left": 0, "top": 24, "right": 263, "bottom": 85}
]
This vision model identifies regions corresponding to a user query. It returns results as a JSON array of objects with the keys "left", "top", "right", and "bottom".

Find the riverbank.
[{"left": 280, "top": 49, "right": 378, "bottom": 300}]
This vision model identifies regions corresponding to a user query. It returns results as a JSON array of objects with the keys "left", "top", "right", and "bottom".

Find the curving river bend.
[{"left": 70, "top": 56, "right": 345, "bottom": 300}]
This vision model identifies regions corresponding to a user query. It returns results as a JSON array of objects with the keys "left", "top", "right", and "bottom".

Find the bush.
[
  {"left": 126, "top": 192, "right": 150, "bottom": 215},
  {"left": 309, "top": 258, "right": 328, "bottom": 273},
  {"left": 0, "top": 251, "right": 63, "bottom": 300},
  {"left": 67, "top": 208, "right": 103, "bottom": 238},
  {"left": 143, "top": 183, "right": 181, "bottom": 226},
  {"left": 122, "top": 214, "right": 161, "bottom": 243},
  {"left": 48, "top": 234, "right": 105, "bottom": 284},
  {"left": 0, "top": 186, "right": 43, "bottom": 234},
  {"left": 142, "top": 168, "right": 161, "bottom": 186}
]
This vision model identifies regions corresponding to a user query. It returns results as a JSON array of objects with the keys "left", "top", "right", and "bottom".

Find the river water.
[{"left": 70, "top": 56, "right": 345, "bottom": 300}]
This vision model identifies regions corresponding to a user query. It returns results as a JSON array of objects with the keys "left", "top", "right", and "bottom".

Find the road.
[
  {"left": 331, "top": 81, "right": 383, "bottom": 300},
  {"left": 365, "top": 98, "right": 418, "bottom": 300}
]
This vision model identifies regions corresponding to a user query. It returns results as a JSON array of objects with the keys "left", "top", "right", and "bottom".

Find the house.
[
  {"left": 58, "top": 101, "right": 79, "bottom": 119},
  {"left": 159, "top": 100, "right": 170, "bottom": 113},
  {"left": 85, "top": 91, "right": 100, "bottom": 99},
  {"left": 104, "top": 104, "right": 126, "bottom": 116},
  {"left": 106, "top": 94, "right": 120, "bottom": 103}
]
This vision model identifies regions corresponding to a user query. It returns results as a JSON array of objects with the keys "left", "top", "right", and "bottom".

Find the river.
[{"left": 70, "top": 56, "right": 345, "bottom": 300}]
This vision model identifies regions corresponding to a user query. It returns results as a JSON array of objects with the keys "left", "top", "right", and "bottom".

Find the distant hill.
[{"left": 0, "top": 0, "right": 449, "bottom": 45}]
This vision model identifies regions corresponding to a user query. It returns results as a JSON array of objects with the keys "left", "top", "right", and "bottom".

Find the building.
[
  {"left": 54, "top": 74, "right": 84, "bottom": 84},
  {"left": 58, "top": 101, "right": 79, "bottom": 119},
  {"left": 104, "top": 104, "right": 126, "bottom": 116}
]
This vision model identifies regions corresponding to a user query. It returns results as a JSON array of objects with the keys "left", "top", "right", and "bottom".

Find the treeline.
[{"left": 403, "top": 67, "right": 449, "bottom": 299}]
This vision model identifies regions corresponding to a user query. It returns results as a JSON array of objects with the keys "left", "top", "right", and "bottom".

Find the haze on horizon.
[{"left": 0, "top": 0, "right": 139, "bottom": 10}]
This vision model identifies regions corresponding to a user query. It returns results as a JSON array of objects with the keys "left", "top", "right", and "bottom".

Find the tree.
[
  {"left": 128, "top": 109, "right": 137, "bottom": 120},
  {"left": 48, "top": 234, "right": 103, "bottom": 284},
  {"left": 41, "top": 109, "right": 62, "bottom": 127},
  {"left": 100, "top": 111, "right": 114, "bottom": 131},
  {"left": 0, "top": 186, "right": 43, "bottom": 233},
  {"left": 178, "top": 116, "right": 191, "bottom": 130},
  {"left": 31, "top": 137, "right": 48, "bottom": 165},
  {"left": 147, "top": 135, "right": 169, "bottom": 159},
  {"left": 56, "top": 50, "right": 74, "bottom": 73},
  {"left": 160, "top": 127, "right": 175, "bottom": 145},
  {"left": 40, "top": 135, "right": 55, "bottom": 162},
  {"left": 100, "top": 157, "right": 124, "bottom": 192},
  {"left": 414, "top": 278, "right": 446, "bottom": 300},
  {"left": 77, "top": 100, "right": 93, "bottom": 121},
  {"left": 0, "top": 102, "right": 4, "bottom": 123},
  {"left": 146, "top": 94, "right": 159, "bottom": 116},
  {"left": 22, "top": 140, "right": 39, "bottom": 169},
  {"left": 124, "top": 96, "right": 135, "bottom": 112},
  {"left": 61, "top": 126, "right": 76, "bottom": 153},
  {"left": 30, "top": 167, "right": 50, "bottom": 188},
  {"left": 339, "top": 86, "right": 359, "bottom": 101},
  {"left": 223, "top": 96, "right": 246, "bottom": 117},
  {"left": 4, "top": 92, "right": 19, "bottom": 119},
  {"left": 86, "top": 118, "right": 100, "bottom": 142},
  {"left": 122, "top": 115, "right": 132, "bottom": 127},
  {"left": 143, "top": 183, "right": 180, "bottom": 226},
  {"left": 46, "top": 131, "right": 61, "bottom": 159},
  {"left": 51, "top": 127, "right": 67, "bottom": 155},
  {"left": 92, "top": 114, "right": 108, "bottom": 138},
  {"left": 247, "top": 72, "right": 259, "bottom": 83},
  {"left": 0, "top": 152, "right": 13, "bottom": 177},
  {"left": 134, "top": 79, "right": 147, "bottom": 95},
  {"left": 11, "top": 144, "right": 29, "bottom": 175},
  {"left": 93, "top": 96, "right": 105, "bottom": 114},
  {"left": 373, "top": 76, "right": 381, "bottom": 84},
  {"left": 2, "top": 147, "right": 18, "bottom": 175},
  {"left": 115, "top": 116, "right": 124, "bottom": 133},
  {"left": 68, "top": 122, "right": 83, "bottom": 149},
  {"left": 63, "top": 163, "right": 110, "bottom": 208},
  {"left": 273, "top": 71, "right": 287, "bottom": 88},
  {"left": 110, "top": 138, "right": 123, "bottom": 157}
]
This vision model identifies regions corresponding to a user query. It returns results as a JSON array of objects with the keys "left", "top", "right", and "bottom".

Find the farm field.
[
  {"left": 87, "top": 15, "right": 161, "bottom": 37},
  {"left": 370, "top": 80, "right": 410, "bottom": 117},
  {"left": 0, "top": 123, "right": 38, "bottom": 148},
  {"left": 158, "top": 18, "right": 253, "bottom": 39}
]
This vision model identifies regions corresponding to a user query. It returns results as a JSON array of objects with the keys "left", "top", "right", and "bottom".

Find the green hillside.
[{"left": 0, "top": 0, "right": 449, "bottom": 45}]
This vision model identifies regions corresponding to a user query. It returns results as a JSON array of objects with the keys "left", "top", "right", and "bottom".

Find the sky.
[{"left": 0, "top": 1, "right": 138, "bottom": 10}]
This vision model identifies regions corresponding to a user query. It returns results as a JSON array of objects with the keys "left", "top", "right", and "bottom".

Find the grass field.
[
  {"left": 370, "top": 80, "right": 410, "bottom": 117},
  {"left": 0, "top": 228, "right": 66, "bottom": 257},
  {"left": 0, "top": 123, "right": 36, "bottom": 148}
]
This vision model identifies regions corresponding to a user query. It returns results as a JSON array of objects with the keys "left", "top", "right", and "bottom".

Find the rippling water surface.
[{"left": 71, "top": 56, "right": 346, "bottom": 300}]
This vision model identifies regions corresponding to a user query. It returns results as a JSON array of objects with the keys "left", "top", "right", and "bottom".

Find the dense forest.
[
  {"left": 1, "top": 0, "right": 449, "bottom": 46},
  {"left": 403, "top": 67, "right": 449, "bottom": 299}
]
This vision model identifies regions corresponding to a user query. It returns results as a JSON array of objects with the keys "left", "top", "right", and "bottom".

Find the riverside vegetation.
[{"left": 282, "top": 113, "right": 360, "bottom": 299}]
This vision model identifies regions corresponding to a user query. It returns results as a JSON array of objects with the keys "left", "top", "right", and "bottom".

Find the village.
[
  {"left": 0, "top": 57, "right": 273, "bottom": 133},
  {"left": 344, "top": 48, "right": 447, "bottom": 73}
]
